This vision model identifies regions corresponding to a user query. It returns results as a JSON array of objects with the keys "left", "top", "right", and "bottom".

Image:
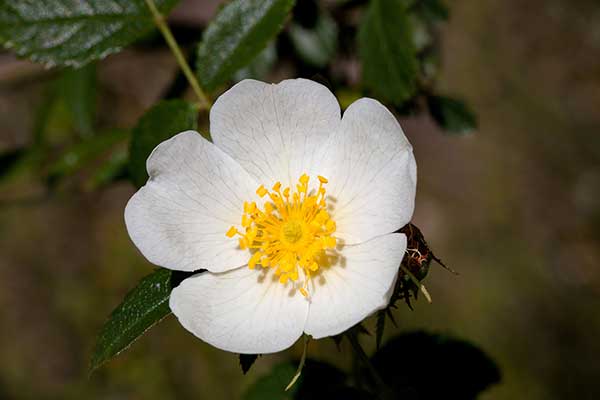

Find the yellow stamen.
[
  {"left": 226, "top": 174, "right": 338, "bottom": 295},
  {"left": 241, "top": 214, "right": 251, "bottom": 227},
  {"left": 244, "top": 201, "right": 256, "bottom": 214},
  {"left": 256, "top": 185, "right": 268, "bottom": 197},
  {"left": 299, "top": 174, "right": 309, "bottom": 185},
  {"left": 226, "top": 226, "right": 237, "bottom": 238},
  {"left": 248, "top": 252, "right": 263, "bottom": 269}
]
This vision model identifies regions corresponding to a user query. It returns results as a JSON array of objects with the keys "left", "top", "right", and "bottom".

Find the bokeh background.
[{"left": 1, "top": 0, "right": 599, "bottom": 399}]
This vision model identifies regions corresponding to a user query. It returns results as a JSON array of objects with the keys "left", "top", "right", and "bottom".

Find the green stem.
[{"left": 144, "top": 0, "right": 211, "bottom": 109}]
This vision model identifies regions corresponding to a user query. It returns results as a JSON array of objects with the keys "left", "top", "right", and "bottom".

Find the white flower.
[{"left": 124, "top": 79, "right": 417, "bottom": 354}]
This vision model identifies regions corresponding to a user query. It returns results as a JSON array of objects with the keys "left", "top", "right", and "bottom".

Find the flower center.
[
  {"left": 282, "top": 220, "right": 303, "bottom": 244},
  {"left": 226, "top": 173, "right": 337, "bottom": 297}
]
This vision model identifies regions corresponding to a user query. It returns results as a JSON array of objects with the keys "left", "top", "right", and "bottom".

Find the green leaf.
[
  {"left": 196, "top": 0, "right": 295, "bottom": 91},
  {"left": 371, "top": 331, "right": 501, "bottom": 398},
  {"left": 243, "top": 362, "right": 298, "bottom": 400},
  {"left": 294, "top": 359, "right": 351, "bottom": 399},
  {"left": 233, "top": 43, "right": 277, "bottom": 82},
  {"left": 239, "top": 354, "right": 260, "bottom": 375},
  {"left": 90, "top": 268, "right": 173, "bottom": 373},
  {"left": 358, "top": 0, "right": 418, "bottom": 105},
  {"left": 47, "top": 129, "right": 128, "bottom": 185},
  {"left": 289, "top": 12, "right": 338, "bottom": 68},
  {"left": 427, "top": 95, "right": 477, "bottom": 135},
  {"left": 0, "top": 0, "right": 179, "bottom": 67},
  {"left": 129, "top": 100, "right": 198, "bottom": 188},
  {"left": 85, "top": 146, "right": 129, "bottom": 191},
  {"left": 58, "top": 64, "right": 97, "bottom": 137}
]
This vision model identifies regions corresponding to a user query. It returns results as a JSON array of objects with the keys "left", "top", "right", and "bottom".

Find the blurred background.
[{"left": 1, "top": 0, "right": 599, "bottom": 398}]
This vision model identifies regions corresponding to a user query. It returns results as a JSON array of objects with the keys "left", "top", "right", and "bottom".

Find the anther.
[
  {"left": 256, "top": 185, "right": 268, "bottom": 197},
  {"left": 226, "top": 226, "right": 237, "bottom": 238}
]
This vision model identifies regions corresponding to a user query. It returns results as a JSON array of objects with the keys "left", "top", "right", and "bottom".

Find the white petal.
[
  {"left": 169, "top": 267, "right": 309, "bottom": 354},
  {"left": 124, "top": 131, "right": 260, "bottom": 273},
  {"left": 320, "top": 98, "right": 417, "bottom": 244},
  {"left": 210, "top": 78, "right": 341, "bottom": 188},
  {"left": 304, "top": 233, "right": 407, "bottom": 339}
]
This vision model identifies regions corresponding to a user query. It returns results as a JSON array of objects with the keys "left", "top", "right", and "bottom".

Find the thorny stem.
[
  {"left": 347, "top": 332, "right": 393, "bottom": 400},
  {"left": 144, "top": 0, "right": 211, "bottom": 109}
]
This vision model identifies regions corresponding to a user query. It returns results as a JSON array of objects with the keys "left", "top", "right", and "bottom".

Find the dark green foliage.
[
  {"left": 242, "top": 359, "right": 368, "bottom": 400},
  {"left": 90, "top": 268, "right": 197, "bottom": 372},
  {"left": 196, "top": 0, "right": 295, "bottom": 91},
  {"left": 358, "top": 0, "right": 419, "bottom": 105},
  {"left": 0, "top": 0, "right": 179, "bottom": 67},
  {"left": 244, "top": 333, "right": 499, "bottom": 399},
  {"left": 233, "top": 43, "right": 277, "bottom": 81},
  {"left": 243, "top": 362, "right": 298, "bottom": 400},
  {"left": 416, "top": 0, "right": 449, "bottom": 22},
  {"left": 302, "top": 385, "right": 372, "bottom": 400},
  {"left": 57, "top": 64, "right": 97, "bottom": 137},
  {"left": 239, "top": 354, "right": 260, "bottom": 375},
  {"left": 86, "top": 146, "right": 129, "bottom": 190},
  {"left": 128, "top": 100, "right": 198, "bottom": 188},
  {"left": 371, "top": 331, "right": 501, "bottom": 399},
  {"left": 428, "top": 95, "right": 478, "bottom": 134},
  {"left": 46, "top": 129, "right": 127, "bottom": 186},
  {"left": 289, "top": 12, "right": 337, "bottom": 68},
  {"left": 90, "top": 268, "right": 174, "bottom": 373},
  {"left": 293, "top": 359, "right": 358, "bottom": 400}
]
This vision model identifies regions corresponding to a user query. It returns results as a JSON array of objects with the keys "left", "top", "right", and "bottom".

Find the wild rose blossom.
[{"left": 125, "top": 78, "right": 417, "bottom": 354}]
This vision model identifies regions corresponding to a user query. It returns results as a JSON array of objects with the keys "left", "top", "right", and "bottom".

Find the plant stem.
[{"left": 144, "top": 0, "right": 211, "bottom": 109}]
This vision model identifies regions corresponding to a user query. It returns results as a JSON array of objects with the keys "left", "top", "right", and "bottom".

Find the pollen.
[{"left": 226, "top": 174, "right": 337, "bottom": 297}]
